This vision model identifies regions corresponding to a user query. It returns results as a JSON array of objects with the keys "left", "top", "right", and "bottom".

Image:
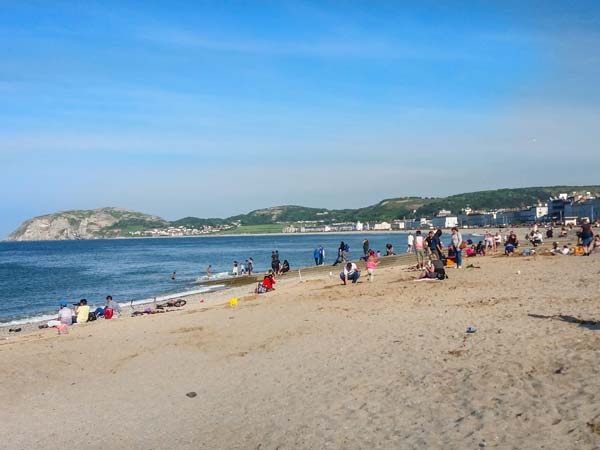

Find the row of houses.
[
  {"left": 129, "top": 224, "right": 235, "bottom": 237},
  {"left": 282, "top": 192, "right": 599, "bottom": 233}
]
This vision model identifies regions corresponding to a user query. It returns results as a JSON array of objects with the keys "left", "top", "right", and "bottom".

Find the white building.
[
  {"left": 373, "top": 221, "right": 392, "bottom": 231},
  {"left": 356, "top": 221, "right": 364, "bottom": 231}
]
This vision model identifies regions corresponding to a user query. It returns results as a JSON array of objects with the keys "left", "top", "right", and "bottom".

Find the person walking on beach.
[
  {"left": 333, "top": 242, "right": 345, "bottom": 265},
  {"left": 362, "top": 239, "right": 370, "bottom": 256},
  {"left": 318, "top": 245, "right": 325, "bottom": 265},
  {"left": 406, "top": 232, "right": 414, "bottom": 253},
  {"left": 451, "top": 227, "right": 463, "bottom": 269},
  {"left": 313, "top": 247, "right": 320, "bottom": 266},
  {"left": 271, "top": 251, "right": 280, "bottom": 273},
  {"left": 365, "top": 252, "right": 380, "bottom": 282},
  {"left": 232, "top": 261, "right": 239, "bottom": 276},
  {"left": 414, "top": 230, "right": 425, "bottom": 269}
]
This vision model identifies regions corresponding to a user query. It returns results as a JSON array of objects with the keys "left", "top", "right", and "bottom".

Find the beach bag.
[
  {"left": 574, "top": 245, "right": 584, "bottom": 255},
  {"left": 88, "top": 312, "right": 97, "bottom": 321},
  {"left": 104, "top": 308, "right": 114, "bottom": 319},
  {"left": 257, "top": 284, "right": 267, "bottom": 294},
  {"left": 459, "top": 241, "right": 467, "bottom": 250}
]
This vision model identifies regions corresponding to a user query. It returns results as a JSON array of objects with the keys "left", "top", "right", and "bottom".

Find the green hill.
[{"left": 7, "top": 185, "right": 599, "bottom": 240}]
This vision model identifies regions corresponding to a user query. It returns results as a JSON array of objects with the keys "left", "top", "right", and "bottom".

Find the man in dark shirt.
[
  {"left": 580, "top": 219, "right": 594, "bottom": 255},
  {"left": 431, "top": 229, "right": 443, "bottom": 260}
]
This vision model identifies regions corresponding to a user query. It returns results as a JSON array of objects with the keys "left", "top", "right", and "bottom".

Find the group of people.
[
  {"left": 231, "top": 258, "right": 254, "bottom": 276},
  {"left": 46, "top": 296, "right": 121, "bottom": 331}
]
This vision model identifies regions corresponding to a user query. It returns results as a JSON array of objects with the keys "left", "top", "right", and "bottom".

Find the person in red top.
[{"left": 262, "top": 272, "right": 276, "bottom": 291}]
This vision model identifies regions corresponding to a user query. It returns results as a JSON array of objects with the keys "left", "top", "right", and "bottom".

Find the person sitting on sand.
[
  {"left": 415, "top": 259, "right": 437, "bottom": 280},
  {"left": 505, "top": 242, "right": 516, "bottom": 256},
  {"left": 340, "top": 262, "right": 360, "bottom": 285},
  {"left": 551, "top": 242, "right": 561, "bottom": 254},
  {"left": 530, "top": 231, "right": 543, "bottom": 247},
  {"left": 105, "top": 295, "right": 121, "bottom": 316},
  {"left": 560, "top": 227, "right": 568, "bottom": 238},
  {"left": 476, "top": 241, "right": 485, "bottom": 256},
  {"left": 594, "top": 235, "right": 600, "bottom": 253},
  {"left": 47, "top": 300, "right": 73, "bottom": 328},
  {"left": 561, "top": 244, "right": 570, "bottom": 255},
  {"left": 279, "top": 260, "right": 290, "bottom": 274},
  {"left": 73, "top": 299, "right": 90, "bottom": 324},
  {"left": 466, "top": 245, "right": 477, "bottom": 257}
]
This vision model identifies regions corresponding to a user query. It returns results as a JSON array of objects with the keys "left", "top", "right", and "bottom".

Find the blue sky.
[{"left": 1, "top": 1, "right": 600, "bottom": 236}]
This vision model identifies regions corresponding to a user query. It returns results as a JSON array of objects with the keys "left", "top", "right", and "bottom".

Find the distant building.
[
  {"left": 431, "top": 216, "right": 458, "bottom": 228},
  {"left": 373, "top": 221, "right": 391, "bottom": 231}
]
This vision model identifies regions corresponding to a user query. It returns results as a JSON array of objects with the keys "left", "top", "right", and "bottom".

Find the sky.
[{"left": 1, "top": 0, "right": 600, "bottom": 236}]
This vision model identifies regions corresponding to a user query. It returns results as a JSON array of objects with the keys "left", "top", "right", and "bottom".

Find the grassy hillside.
[{"left": 9, "top": 185, "right": 600, "bottom": 240}]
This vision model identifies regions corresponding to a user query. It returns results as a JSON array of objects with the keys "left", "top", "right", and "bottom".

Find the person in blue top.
[
  {"left": 313, "top": 247, "right": 320, "bottom": 266},
  {"left": 431, "top": 229, "right": 443, "bottom": 260},
  {"left": 318, "top": 245, "right": 325, "bottom": 265}
]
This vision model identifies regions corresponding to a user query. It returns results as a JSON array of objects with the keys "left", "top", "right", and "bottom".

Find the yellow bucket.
[{"left": 229, "top": 298, "right": 238, "bottom": 307}]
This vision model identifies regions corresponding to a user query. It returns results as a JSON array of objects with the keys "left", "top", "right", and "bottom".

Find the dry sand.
[{"left": 1, "top": 252, "right": 599, "bottom": 450}]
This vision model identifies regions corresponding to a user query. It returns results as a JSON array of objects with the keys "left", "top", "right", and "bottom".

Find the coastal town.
[
  {"left": 284, "top": 191, "right": 600, "bottom": 233},
  {"left": 126, "top": 191, "right": 600, "bottom": 237}
]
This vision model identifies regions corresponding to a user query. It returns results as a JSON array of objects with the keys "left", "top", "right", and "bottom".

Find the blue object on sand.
[{"left": 466, "top": 326, "right": 477, "bottom": 333}]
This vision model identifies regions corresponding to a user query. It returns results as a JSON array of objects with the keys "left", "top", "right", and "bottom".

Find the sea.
[{"left": 0, "top": 232, "right": 480, "bottom": 325}]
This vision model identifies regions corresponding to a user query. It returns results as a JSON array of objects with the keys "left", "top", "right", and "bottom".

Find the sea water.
[{"left": 0, "top": 232, "right": 476, "bottom": 324}]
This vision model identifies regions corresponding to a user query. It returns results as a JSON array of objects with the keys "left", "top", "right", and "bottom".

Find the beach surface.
[{"left": 1, "top": 252, "right": 599, "bottom": 449}]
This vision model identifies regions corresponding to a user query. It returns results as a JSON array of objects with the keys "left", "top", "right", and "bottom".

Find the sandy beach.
[{"left": 1, "top": 249, "right": 599, "bottom": 450}]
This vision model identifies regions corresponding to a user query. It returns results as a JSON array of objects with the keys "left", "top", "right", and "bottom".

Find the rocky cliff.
[{"left": 6, "top": 208, "right": 168, "bottom": 241}]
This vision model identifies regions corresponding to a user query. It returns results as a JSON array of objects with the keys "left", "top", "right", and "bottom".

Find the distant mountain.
[
  {"left": 6, "top": 208, "right": 168, "bottom": 241},
  {"left": 6, "top": 185, "right": 600, "bottom": 241}
]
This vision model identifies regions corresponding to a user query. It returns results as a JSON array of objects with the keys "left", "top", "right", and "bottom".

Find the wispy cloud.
[{"left": 135, "top": 26, "right": 479, "bottom": 62}]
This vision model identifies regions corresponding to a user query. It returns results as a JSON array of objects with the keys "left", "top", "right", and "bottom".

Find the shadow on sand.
[{"left": 528, "top": 313, "right": 600, "bottom": 331}]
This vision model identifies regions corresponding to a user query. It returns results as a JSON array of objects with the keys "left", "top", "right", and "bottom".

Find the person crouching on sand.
[
  {"left": 365, "top": 252, "right": 379, "bottom": 282},
  {"left": 262, "top": 271, "right": 276, "bottom": 291},
  {"left": 340, "top": 262, "right": 360, "bottom": 285}
]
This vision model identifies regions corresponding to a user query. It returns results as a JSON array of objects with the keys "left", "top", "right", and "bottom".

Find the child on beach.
[{"left": 365, "top": 253, "right": 380, "bottom": 282}]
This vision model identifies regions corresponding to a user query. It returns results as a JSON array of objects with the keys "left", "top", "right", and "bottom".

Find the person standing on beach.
[
  {"left": 313, "top": 247, "right": 320, "bottom": 266},
  {"left": 431, "top": 229, "right": 443, "bottom": 260},
  {"left": 318, "top": 245, "right": 325, "bottom": 265},
  {"left": 414, "top": 230, "right": 425, "bottom": 269},
  {"left": 365, "top": 252, "right": 379, "bottom": 282},
  {"left": 232, "top": 261, "right": 239, "bottom": 276},
  {"left": 206, "top": 265, "right": 212, "bottom": 279},
  {"left": 271, "top": 251, "right": 280, "bottom": 273},
  {"left": 247, "top": 258, "right": 254, "bottom": 276},
  {"left": 580, "top": 218, "right": 594, "bottom": 256},
  {"left": 425, "top": 231, "right": 434, "bottom": 256},
  {"left": 362, "top": 239, "right": 369, "bottom": 256},
  {"left": 451, "top": 227, "right": 463, "bottom": 269},
  {"left": 407, "top": 232, "right": 414, "bottom": 253}
]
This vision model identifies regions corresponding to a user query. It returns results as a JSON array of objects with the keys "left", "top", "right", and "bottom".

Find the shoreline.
[
  {"left": 2, "top": 226, "right": 540, "bottom": 243},
  {"left": 0, "top": 235, "right": 571, "bottom": 330},
  {"left": 0, "top": 252, "right": 423, "bottom": 334}
]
